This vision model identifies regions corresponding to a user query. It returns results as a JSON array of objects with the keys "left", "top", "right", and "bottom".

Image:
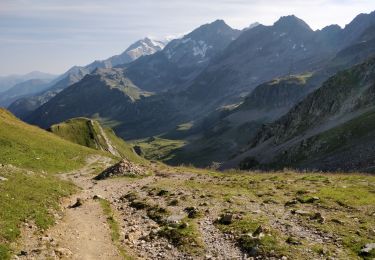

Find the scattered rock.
[
  {"left": 217, "top": 213, "right": 233, "bottom": 225},
  {"left": 94, "top": 159, "right": 145, "bottom": 180},
  {"left": 93, "top": 195, "right": 103, "bottom": 200},
  {"left": 310, "top": 212, "right": 325, "bottom": 223},
  {"left": 168, "top": 199, "right": 179, "bottom": 206},
  {"left": 285, "top": 199, "right": 298, "bottom": 206},
  {"left": 0, "top": 176, "right": 8, "bottom": 181},
  {"left": 17, "top": 250, "right": 27, "bottom": 256},
  {"left": 69, "top": 198, "right": 83, "bottom": 208},
  {"left": 291, "top": 209, "right": 311, "bottom": 216},
  {"left": 55, "top": 247, "right": 73, "bottom": 257},
  {"left": 286, "top": 236, "right": 302, "bottom": 245},
  {"left": 253, "top": 225, "right": 269, "bottom": 237},
  {"left": 360, "top": 243, "right": 375, "bottom": 255},
  {"left": 157, "top": 189, "right": 169, "bottom": 196},
  {"left": 179, "top": 222, "right": 189, "bottom": 228},
  {"left": 184, "top": 207, "right": 200, "bottom": 219}
]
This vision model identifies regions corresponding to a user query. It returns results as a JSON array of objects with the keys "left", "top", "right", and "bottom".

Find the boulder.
[{"left": 94, "top": 159, "right": 145, "bottom": 180}]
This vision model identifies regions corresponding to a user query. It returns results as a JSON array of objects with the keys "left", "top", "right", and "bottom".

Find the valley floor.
[{"left": 10, "top": 157, "right": 375, "bottom": 260}]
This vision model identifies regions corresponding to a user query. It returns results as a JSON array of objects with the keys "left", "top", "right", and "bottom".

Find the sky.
[{"left": 1, "top": 0, "right": 375, "bottom": 76}]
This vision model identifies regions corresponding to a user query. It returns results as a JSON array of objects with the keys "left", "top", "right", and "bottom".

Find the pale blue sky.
[{"left": 1, "top": 0, "right": 375, "bottom": 76}]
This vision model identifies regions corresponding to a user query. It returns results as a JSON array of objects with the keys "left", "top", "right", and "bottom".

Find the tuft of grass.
[
  {"left": 216, "top": 214, "right": 288, "bottom": 258},
  {"left": 0, "top": 244, "right": 10, "bottom": 260},
  {"left": 317, "top": 185, "right": 375, "bottom": 206},
  {"left": 158, "top": 218, "right": 204, "bottom": 255}
]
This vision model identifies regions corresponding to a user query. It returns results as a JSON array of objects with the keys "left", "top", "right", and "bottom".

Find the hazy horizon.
[{"left": 1, "top": 0, "right": 375, "bottom": 76}]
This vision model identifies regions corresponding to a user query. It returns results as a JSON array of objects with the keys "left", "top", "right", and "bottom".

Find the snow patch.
[{"left": 193, "top": 41, "right": 212, "bottom": 57}]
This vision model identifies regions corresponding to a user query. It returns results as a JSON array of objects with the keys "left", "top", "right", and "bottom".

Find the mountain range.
[
  {"left": 0, "top": 71, "right": 56, "bottom": 93},
  {"left": 5, "top": 10, "right": 375, "bottom": 172},
  {"left": 5, "top": 37, "right": 166, "bottom": 118}
]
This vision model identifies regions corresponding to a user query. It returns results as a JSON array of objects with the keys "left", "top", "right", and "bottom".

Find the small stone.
[
  {"left": 69, "top": 198, "right": 83, "bottom": 208},
  {"left": 310, "top": 212, "right": 325, "bottom": 223},
  {"left": 291, "top": 209, "right": 311, "bottom": 216},
  {"left": 286, "top": 236, "right": 302, "bottom": 245},
  {"left": 360, "top": 243, "right": 375, "bottom": 255},
  {"left": 285, "top": 199, "right": 298, "bottom": 206},
  {"left": 218, "top": 213, "right": 233, "bottom": 225},
  {"left": 18, "top": 250, "right": 27, "bottom": 256},
  {"left": 55, "top": 248, "right": 72, "bottom": 257},
  {"left": 93, "top": 195, "right": 103, "bottom": 200}
]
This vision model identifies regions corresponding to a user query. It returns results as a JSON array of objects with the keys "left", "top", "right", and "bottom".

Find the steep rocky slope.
[
  {"left": 49, "top": 117, "right": 143, "bottom": 162},
  {"left": 227, "top": 57, "right": 375, "bottom": 171},
  {"left": 167, "top": 74, "right": 316, "bottom": 167}
]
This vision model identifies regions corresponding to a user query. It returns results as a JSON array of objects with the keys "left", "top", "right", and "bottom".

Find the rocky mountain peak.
[
  {"left": 274, "top": 15, "right": 312, "bottom": 32},
  {"left": 162, "top": 19, "right": 240, "bottom": 63}
]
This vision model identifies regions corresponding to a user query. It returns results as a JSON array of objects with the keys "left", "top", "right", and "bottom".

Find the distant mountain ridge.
[
  {"left": 0, "top": 79, "right": 52, "bottom": 107},
  {"left": 7, "top": 37, "right": 167, "bottom": 118},
  {"left": 122, "top": 20, "right": 241, "bottom": 92},
  {"left": 24, "top": 20, "right": 242, "bottom": 130},
  {"left": 0, "top": 71, "right": 56, "bottom": 93}
]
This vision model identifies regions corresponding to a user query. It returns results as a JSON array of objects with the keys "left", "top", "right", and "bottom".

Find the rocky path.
[
  {"left": 13, "top": 157, "right": 373, "bottom": 260},
  {"left": 47, "top": 194, "right": 122, "bottom": 260},
  {"left": 15, "top": 157, "right": 247, "bottom": 259},
  {"left": 15, "top": 156, "right": 122, "bottom": 260}
]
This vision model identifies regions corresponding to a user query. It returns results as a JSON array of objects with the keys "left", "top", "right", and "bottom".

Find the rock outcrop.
[{"left": 94, "top": 159, "right": 145, "bottom": 180}]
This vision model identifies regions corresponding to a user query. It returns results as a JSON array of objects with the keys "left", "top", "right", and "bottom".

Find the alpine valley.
[
  {"left": 11, "top": 11, "right": 375, "bottom": 171},
  {"left": 1, "top": 8, "right": 375, "bottom": 260}
]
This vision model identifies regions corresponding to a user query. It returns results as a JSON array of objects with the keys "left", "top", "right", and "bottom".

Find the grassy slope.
[
  {"left": 49, "top": 118, "right": 100, "bottom": 149},
  {"left": 0, "top": 109, "right": 97, "bottom": 173},
  {"left": 50, "top": 117, "right": 144, "bottom": 164},
  {"left": 0, "top": 167, "right": 76, "bottom": 259},
  {"left": 0, "top": 109, "right": 103, "bottom": 258},
  {"left": 131, "top": 137, "right": 186, "bottom": 162}
]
